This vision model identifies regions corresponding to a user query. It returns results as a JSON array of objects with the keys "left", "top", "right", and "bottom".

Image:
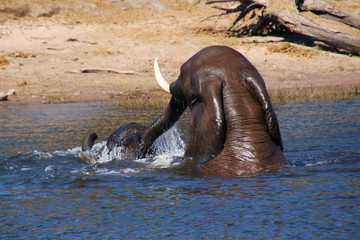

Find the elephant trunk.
[
  {"left": 82, "top": 132, "right": 98, "bottom": 151},
  {"left": 137, "top": 60, "right": 187, "bottom": 158},
  {"left": 138, "top": 96, "right": 187, "bottom": 158}
]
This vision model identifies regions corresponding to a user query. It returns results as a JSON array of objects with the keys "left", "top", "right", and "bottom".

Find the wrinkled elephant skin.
[{"left": 139, "top": 45, "right": 286, "bottom": 176}]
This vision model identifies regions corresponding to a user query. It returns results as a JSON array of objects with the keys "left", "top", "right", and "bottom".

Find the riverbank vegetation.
[
  {"left": 110, "top": 85, "right": 360, "bottom": 109},
  {"left": 269, "top": 85, "right": 360, "bottom": 103}
]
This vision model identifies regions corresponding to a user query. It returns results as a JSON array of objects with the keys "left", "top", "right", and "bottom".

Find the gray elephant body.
[{"left": 139, "top": 45, "right": 286, "bottom": 175}]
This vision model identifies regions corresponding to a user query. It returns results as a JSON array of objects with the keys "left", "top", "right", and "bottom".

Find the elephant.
[
  {"left": 82, "top": 132, "right": 98, "bottom": 151},
  {"left": 82, "top": 122, "right": 146, "bottom": 160},
  {"left": 136, "top": 45, "right": 286, "bottom": 176}
]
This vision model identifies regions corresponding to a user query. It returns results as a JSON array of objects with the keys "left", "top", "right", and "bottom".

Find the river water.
[{"left": 0, "top": 99, "right": 359, "bottom": 239}]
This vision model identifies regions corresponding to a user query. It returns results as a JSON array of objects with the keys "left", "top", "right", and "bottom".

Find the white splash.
[
  {"left": 20, "top": 167, "right": 32, "bottom": 171},
  {"left": 55, "top": 147, "right": 82, "bottom": 156},
  {"left": 149, "top": 153, "right": 183, "bottom": 168},
  {"left": 82, "top": 124, "right": 185, "bottom": 168},
  {"left": 151, "top": 124, "right": 185, "bottom": 156},
  {"left": 79, "top": 141, "right": 119, "bottom": 164},
  {"left": 32, "top": 150, "right": 53, "bottom": 159},
  {"left": 305, "top": 161, "right": 327, "bottom": 167},
  {"left": 304, "top": 159, "right": 341, "bottom": 167},
  {"left": 45, "top": 165, "right": 54, "bottom": 172}
]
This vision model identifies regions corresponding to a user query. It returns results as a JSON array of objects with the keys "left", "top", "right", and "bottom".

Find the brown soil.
[{"left": 0, "top": 0, "right": 359, "bottom": 105}]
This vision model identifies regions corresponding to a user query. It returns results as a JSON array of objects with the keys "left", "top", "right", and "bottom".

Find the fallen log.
[
  {"left": 205, "top": 0, "right": 360, "bottom": 55},
  {"left": 299, "top": 0, "right": 360, "bottom": 29}
]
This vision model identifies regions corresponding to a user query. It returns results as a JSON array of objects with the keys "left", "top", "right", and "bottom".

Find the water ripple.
[{"left": 0, "top": 99, "right": 359, "bottom": 239}]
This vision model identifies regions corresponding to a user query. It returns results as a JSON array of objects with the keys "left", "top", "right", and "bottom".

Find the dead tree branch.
[
  {"left": 205, "top": 0, "right": 360, "bottom": 55},
  {"left": 299, "top": 0, "right": 360, "bottom": 29}
]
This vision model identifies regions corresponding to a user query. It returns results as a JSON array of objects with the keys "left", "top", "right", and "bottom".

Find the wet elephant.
[
  {"left": 82, "top": 122, "right": 146, "bottom": 160},
  {"left": 137, "top": 45, "right": 286, "bottom": 176}
]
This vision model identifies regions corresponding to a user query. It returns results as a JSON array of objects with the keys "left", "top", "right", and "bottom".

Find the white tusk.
[{"left": 154, "top": 58, "right": 170, "bottom": 93}]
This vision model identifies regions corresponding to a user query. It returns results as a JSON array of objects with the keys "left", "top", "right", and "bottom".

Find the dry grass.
[
  {"left": 269, "top": 85, "right": 360, "bottom": 103},
  {"left": 5, "top": 51, "right": 33, "bottom": 58},
  {"left": 112, "top": 97, "right": 170, "bottom": 109},
  {"left": 0, "top": 56, "right": 11, "bottom": 66},
  {"left": 109, "top": 85, "right": 360, "bottom": 109},
  {"left": 110, "top": 90, "right": 170, "bottom": 109},
  {"left": 267, "top": 42, "right": 319, "bottom": 58}
]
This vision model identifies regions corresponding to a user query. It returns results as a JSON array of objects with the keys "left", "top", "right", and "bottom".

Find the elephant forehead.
[{"left": 190, "top": 67, "right": 224, "bottom": 86}]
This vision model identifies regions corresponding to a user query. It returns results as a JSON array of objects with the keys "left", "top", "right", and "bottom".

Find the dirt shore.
[{"left": 1, "top": 0, "right": 359, "bottom": 105}]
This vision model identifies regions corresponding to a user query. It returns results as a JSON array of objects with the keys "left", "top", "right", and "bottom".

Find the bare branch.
[
  {"left": 299, "top": 0, "right": 360, "bottom": 29},
  {"left": 204, "top": 0, "right": 360, "bottom": 55}
]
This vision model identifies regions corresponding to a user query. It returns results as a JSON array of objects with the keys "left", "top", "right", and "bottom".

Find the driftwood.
[
  {"left": 205, "top": 0, "right": 360, "bottom": 55},
  {"left": 66, "top": 69, "right": 135, "bottom": 75},
  {"left": 299, "top": 0, "right": 360, "bottom": 29}
]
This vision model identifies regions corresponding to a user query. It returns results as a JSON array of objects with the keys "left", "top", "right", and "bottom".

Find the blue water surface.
[{"left": 0, "top": 99, "right": 359, "bottom": 239}]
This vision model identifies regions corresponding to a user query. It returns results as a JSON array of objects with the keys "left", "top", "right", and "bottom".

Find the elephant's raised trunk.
[{"left": 139, "top": 60, "right": 187, "bottom": 157}]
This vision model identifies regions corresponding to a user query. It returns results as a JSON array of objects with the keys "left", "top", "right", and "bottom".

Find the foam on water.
[
  {"left": 23, "top": 121, "right": 344, "bottom": 177},
  {"left": 2, "top": 125, "right": 185, "bottom": 179},
  {"left": 31, "top": 150, "right": 54, "bottom": 159},
  {"left": 147, "top": 124, "right": 185, "bottom": 168},
  {"left": 42, "top": 124, "right": 188, "bottom": 176},
  {"left": 151, "top": 124, "right": 185, "bottom": 155},
  {"left": 87, "top": 124, "right": 186, "bottom": 165}
]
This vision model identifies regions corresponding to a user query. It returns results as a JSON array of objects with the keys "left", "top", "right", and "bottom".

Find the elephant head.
[
  {"left": 139, "top": 45, "right": 286, "bottom": 176},
  {"left": 106, "top": 123, "right": 146, "bottom": 160},
  {"left": 82, "top": 123, "right": 146, "bottom": 160}
]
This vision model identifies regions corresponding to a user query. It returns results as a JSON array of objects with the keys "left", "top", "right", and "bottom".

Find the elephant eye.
[{"left": 190, "top": 95, "right": 201, "bottom": 107}]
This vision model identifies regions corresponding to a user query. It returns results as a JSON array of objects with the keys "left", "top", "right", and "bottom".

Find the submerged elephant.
[
  {"left": 137, "top": 45, "right": 286, "bottom": 175},
  {"left": 82, "top": 123, "right": 146, "bottom": 160}
]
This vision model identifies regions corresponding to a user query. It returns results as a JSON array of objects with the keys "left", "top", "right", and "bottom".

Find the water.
[{"left": 0, "top": 99, "right": 359, "bottom": 239}]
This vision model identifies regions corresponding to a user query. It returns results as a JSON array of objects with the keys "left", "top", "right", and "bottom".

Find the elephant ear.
[{"left": 243, "top": 69, "right": 284, "bottom": 150}]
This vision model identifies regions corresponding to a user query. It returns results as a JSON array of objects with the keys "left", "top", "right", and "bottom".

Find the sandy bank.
[{"left": 0, "top": 0, "right": 359, "bottom": 105}]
